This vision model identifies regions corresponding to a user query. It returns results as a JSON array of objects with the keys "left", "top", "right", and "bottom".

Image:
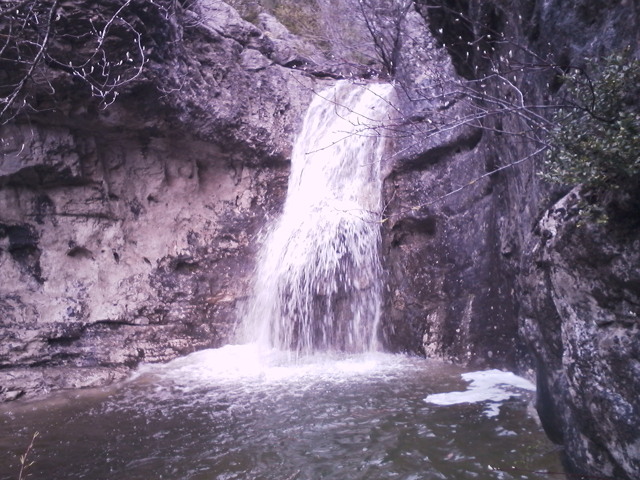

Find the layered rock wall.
[
  {"left": 381, "top": 1, "right": 640, "bottom": 478},
  {"left": 381, "top": 2, "right": 539, "bottom": 369},
  {"left": 0, "top": 0, "right": 318, "bottom": 400}
]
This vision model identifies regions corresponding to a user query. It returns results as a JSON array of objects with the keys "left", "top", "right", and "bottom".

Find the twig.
[{"left": 18, "top": 431, "right": 39, "bottom": 480}]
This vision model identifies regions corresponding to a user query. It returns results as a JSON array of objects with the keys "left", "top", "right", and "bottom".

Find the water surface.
[{"left": 0, "top": 346, "right": 563, "bottom": 480}]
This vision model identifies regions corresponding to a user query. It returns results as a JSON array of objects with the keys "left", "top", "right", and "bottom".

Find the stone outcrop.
[
  {"left": 522, "top": 188, "right": 640, "bottom": 479},
  {"left": 0, "top": 125, "right": 289, "bottom": 400},
  {"left": 0, "top": 0, "right": 322, "bottom": 401},
  {"left": 380, "top": 1, "right": 640, "bottom": 479},
  {"left": 380, "top": 2, "right": 536, "bottom": 370}
]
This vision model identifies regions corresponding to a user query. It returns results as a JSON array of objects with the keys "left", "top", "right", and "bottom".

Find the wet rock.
[
  {"left": 381, "top": 6, "right": 521, "bottom": 367},
  {"left": 523, "top": 189, "right": 640, "bottom": 479},
  {"left": 386, "top": 2, "right": 640, "bottom": 478}
]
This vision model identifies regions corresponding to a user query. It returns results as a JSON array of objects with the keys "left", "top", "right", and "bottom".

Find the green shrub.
[{"left": 543, "top": 49, "right": 640, "bottom": 192}]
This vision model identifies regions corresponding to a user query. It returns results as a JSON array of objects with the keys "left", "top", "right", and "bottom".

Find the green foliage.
[{"left": 543, "top": 49, "right": 640, "bottom": 192}]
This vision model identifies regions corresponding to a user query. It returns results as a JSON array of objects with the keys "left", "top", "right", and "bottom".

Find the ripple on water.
[{"left": 0, "top": 346, "right": 563, "bottom": 480}]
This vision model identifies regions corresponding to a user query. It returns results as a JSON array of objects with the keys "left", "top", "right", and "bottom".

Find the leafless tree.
[
  {"left": 0, "top": 0, "right": 183, "bottom": 123},
  {"left": 357, "top": 0, "right": 412, "bottom": 76}
]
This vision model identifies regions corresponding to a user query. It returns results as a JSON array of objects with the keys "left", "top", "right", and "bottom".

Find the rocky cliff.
[
  {"left": 0, "top": 0, "right": 322, "bottom": 400},
  {"left": 381, "top": 1, "right": 640, "bottom": 479},
  {"left": 1, "top": 0, "right": 639, "bottom": 479}
]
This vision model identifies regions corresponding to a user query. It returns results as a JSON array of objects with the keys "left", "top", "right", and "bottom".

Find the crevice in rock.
[
  {"left": 47, "top": 336, "right": 81, "bottom": 347},
  {"left": 171, "top": 256, "right": 200, "bottom": 274},
  {"left": 394, "top": 128, "right": 482, "bottom": 173},
  {"left": 390, "top": 216, "right": 438, "bottom": 248},
  {"left": 0, "top": 223, "right": 44, "bottom": 283},
  {"left": 66, "top": 244, "right": 94, "bottom": 260}
]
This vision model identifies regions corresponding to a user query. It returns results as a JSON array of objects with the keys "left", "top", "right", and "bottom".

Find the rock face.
[
  {"left": 380, "top": 1, "right": 640, "bottom": 479},
  {"left": 522, "top": 188, "right": 640, "bottom": 479},
  {"left": 1, "top": 0, "right": 639, "bottom": 479},
  {"left": 380, "top": 3, "right": 537, "bottom": 370},
  {"left": 0, "top": 0, "right": 320, "bottom": 401},
  {"left": 0, "top": 125, "right": 289, "bottom": 399}
]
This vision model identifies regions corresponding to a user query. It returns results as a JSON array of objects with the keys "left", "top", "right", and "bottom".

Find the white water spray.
[{"left": 239, "top": 81, "right": 395, "bottom": 354}]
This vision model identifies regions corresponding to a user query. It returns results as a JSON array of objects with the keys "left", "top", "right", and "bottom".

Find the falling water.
[
  {"left": 240, "top": 81, "right": 395, "bottom": 353},
  {"left": 0, "top": 77, "right": 569, "bottom": 480},
  {"left": 0, "top": 83, "right": 564, "bottom": 480}
]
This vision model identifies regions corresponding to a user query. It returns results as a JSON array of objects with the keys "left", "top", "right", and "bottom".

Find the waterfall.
[{"left": 240, "top": 81, "right": 394, "bottom": 354}]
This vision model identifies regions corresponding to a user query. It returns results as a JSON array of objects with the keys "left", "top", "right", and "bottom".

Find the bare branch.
[
  {"left": 0, "top": 0, "right": 33, "bottom": 19},
  {"left": 0, "top": 0, "right": 59, "bottom": 121}
]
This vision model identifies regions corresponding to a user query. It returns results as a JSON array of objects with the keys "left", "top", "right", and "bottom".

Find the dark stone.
[
  {"left": 386, "top": 2, "right": 640, "bottom": 478},
  {"left": 1, "top": 224, "right": 44, "bottom": 283}
]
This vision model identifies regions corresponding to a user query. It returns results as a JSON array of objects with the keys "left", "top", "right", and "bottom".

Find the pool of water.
[{"left": 0, "top": 346, "right": 564, "bottom": 480}]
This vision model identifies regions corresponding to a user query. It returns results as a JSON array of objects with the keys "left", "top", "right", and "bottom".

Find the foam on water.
[
  {"left": 238, "top": 80, "right": 395, "bottom": 354},
  {"left": 424, "top": 369, "right": 536, "bottom": 417},
  {"left": 1, "top": 349, "right": 561, "bottom": 480},
  {"left": 132, "top": 344, "right": 413, "bottom": 389},
  {"left": 136, "top": 350, "right": 536, "bottom": 420}
]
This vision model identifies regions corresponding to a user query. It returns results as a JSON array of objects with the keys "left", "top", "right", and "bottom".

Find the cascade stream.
[
  {"left": 240, "top": 81, "right": 393, "bottom": 353},
  {"left": 0, "top": 81, "right": 564, "bottom": 480}
]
